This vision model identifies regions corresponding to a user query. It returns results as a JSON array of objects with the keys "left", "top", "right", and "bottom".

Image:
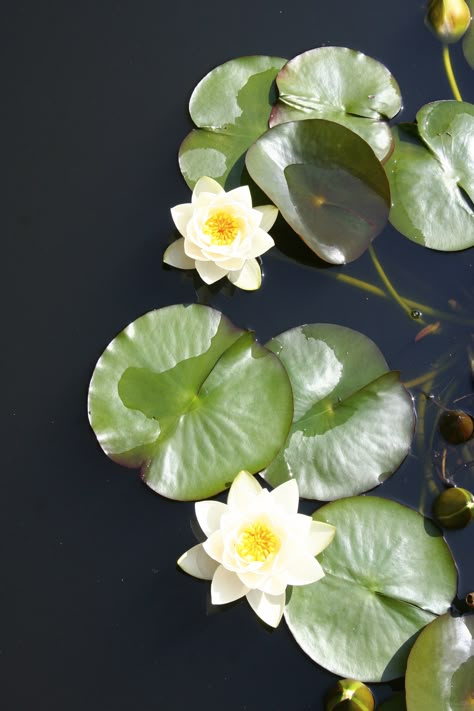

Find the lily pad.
[
  {"left": 246, "top": 119, "right": 390, "bottom": 264},
  {"left": 270, "top": 47, "right": 401, "bottom": 161},
  {"left": 178, "top": 55, "right": 286, "bottom": 190},
  {"left": 463, "top": 1, "right": 474, "bottom": 69},
  {"left": 406, "top": 613, "right": 474, "bottom": 711},
  {"left": 285, "top": 497, "right": 458, "bottom": 682},
  {"left": 385, "top": 101, "right": 474, "bottom": 251},
  {"left": 263, "top": 324, "right": 414, "bottom": 500},
  {"left": 87, "top": 305, "right": 293, "bottom": 500}
]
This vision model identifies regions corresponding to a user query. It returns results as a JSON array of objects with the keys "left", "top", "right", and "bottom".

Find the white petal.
[
  {"left": 193, "top": 176, "right": 223, "bottom": 201},
  {"left": 246, "top": 228, "right": 275, "bottom": 258},
  {"left": 195, "top": 259, "right": 228, "bottom": 285},
  {"left": 170, "top": 204, "right": 194, "bottom": 236},
  {"left": 228, "top": 259, "right": 262, "bottom": 291},
  {"left": 268, "top": 479, "right": 299, "bottom": 515},
  {"left": 308, "top": 521, "right": 337, "bottom": 556},
  {"left": 285, "top": 549, "right": 325, "bottom": 586},
  {"left": 163, "top": 239, "right": 195, "bottom": 269},
  {"left": 225, "top": 185, "right": 252, "bottom": 208},
  {"left": 195, "top": 500, "right": 227, "bottom": 537},
  {"left": 211, "top": 565, "right": 249, "bottom": 604},
  {"left": 260, "top": 571, "right": 289, "bottom": 596},
  {"left": 184, "top": 238, "right": 205, "bottom": 260},
  {"left": 246, "top": 590, "right": 285, "bottom": 628},
  {"left": 177, "top": 543, "right": 219, "bottom": 580},
  {"left": 203, "top": 530, "right": 224, "bottom": 563},
  {"left": 254, "top": 205, "right": 278, "bottom": 232},
  {"left": 227, "top": 471, "right": 262, "bottom": 511},
  {"left": 203, "top": 255, "right": 245, "bottom": 271}
]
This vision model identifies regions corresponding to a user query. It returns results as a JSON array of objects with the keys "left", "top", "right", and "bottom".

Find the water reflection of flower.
[
  {"left": 178, "top": 471, "right": 336, "bottom": 627},
  {"left": 164, "top": 177, "right": 277, "bottom": 291}
]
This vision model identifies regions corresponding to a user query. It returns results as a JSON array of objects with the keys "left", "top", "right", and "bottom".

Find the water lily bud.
[
  {"left": 325, "top": 679, "right": 375, "bottom": 711},
  {"left": 425, "top": 0, "right": 472, "bottom": 44},
  {"left": 433, "top": 487, "right": 474, "bottom": 529},
  {"left": 439, "top": 409, "right": 474, "bottom": 444}
]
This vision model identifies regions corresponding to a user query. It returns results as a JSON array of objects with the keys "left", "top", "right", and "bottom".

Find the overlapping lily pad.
[
  {"left": 88, "top": 305, "right": 293, "bottom": 500},
  {"left": 270, "top": 47, "right": 402, "bottom": 161},
  {"left": 178, "top": 55, "right": 286, "bottom": 190},
  {"left": 263, "top": 324, "right": 414, "bottom": 500},
  {"left": 386, "top": 101, "right": 474, "bottom": 251},
  {"left": 285, "top": 497, "right": 458, "bottom": 681},
  {"left": 405, "top": 613, "right": 474, "bottom": 711},
  {"left": 246, "top": 119, "right": 390, "bottom": 264}
]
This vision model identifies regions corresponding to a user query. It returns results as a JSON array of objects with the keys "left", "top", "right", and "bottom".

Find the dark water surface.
[{"left": 3, "top": 1, "right": 473, "bottom": 709}]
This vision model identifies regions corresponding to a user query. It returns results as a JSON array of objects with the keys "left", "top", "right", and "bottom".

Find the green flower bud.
[
  {"left": 325, "top": 679, "right": 375, "bottom": 711},
  {"left": 433, "top": 487, "right": 474, "bottom": 529},
  {"left": 425, "top": 0, "right": 472, "bottom": 44},
  {"left": 439, "top": 409, "right": 474, "bottom": 444}
]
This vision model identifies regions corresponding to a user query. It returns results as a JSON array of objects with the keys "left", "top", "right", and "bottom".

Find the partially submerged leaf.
[
  {"left": 246, "top": 119, "right": 390, "bottom": 264},
  {"left": 88, "top": 305, "right": 293, "bottom": 500},
  {"left": 264, "top": 324, "right": 414, "bottom": 500},
  {"left": 406, "top": 613, "right": 474, "bottom": 711},
  {"left": 270, "top": 47, "right": 401, "bottom": 161},
  {"left": 178, "top": 56, "right": 286, "bottom": 189},
  {"left": 385, "top": 102, "right": 474, "bottom": 251},
  {"left": 285, "top": 497, "right": 458, "bottom": 681}
]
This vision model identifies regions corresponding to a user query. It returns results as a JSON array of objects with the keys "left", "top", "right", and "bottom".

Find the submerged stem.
[
  {"left": 442, "top": 44, "right": 463, "bottom": 101},
  {"left": 368, "top": 245, "right": 417, "bottom": 321}
]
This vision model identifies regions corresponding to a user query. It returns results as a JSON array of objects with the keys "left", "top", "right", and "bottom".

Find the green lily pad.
[
  {"left": 246, "top": 119, "right": 390, "bottom": 264},
  {"left": 285, "top": 497, "right": 458, "bottom": 682},
  {"left": 270, "top": 47, "right": 401, "bottom": 161},
  {"left": 463, "top": 1, "right": 474, "bottom": 68},
  {"left": 263, "top": 325, "right": 414, "bottom": 500},
  {"left": 178, "top": 55, "right": 286, "bottom": 190},
  {"left": 385, "top": 101, "right": 474, "bottom": 251},
  {"left": 406, "top": 613, "right": 474, "bottom": 711},
  {"left": 87, "top": 305, "right": 293, "bottom": 500}
]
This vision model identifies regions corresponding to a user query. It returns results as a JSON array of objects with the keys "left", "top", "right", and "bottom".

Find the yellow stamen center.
[
  {"left": 236, "top": 521, "right": 280, "bottom": 563},
  {"left": 203, "top": 210, "right": 239, "bottom": 245}
]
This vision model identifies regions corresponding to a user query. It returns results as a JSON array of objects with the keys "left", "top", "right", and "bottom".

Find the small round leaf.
[
  {"left": 270, "top": 47, "right": 401, "bottom": 161},
  {"left": 285, "top": 497, "right": 458, "bottom": 682},
  {"left": 88, "top": 305, "right": 293, "bottom": 500},
  {"left": 178, "top": 56, "right": 286, "bottom": 189},
  {"left": 246, "top": 120, "right": 390, "bottom": 264}
]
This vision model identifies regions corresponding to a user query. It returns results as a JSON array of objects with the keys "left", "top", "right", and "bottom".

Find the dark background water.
[{"left": 3, "top": 1, "right": 473, "bottom": 709}]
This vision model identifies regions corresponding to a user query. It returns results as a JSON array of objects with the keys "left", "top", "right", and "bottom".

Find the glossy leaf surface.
[
  {"left": 285, "top": 497, "right": 458, "bottom": 681},
  {"left": 246, "top": 120, "right": 390, "bottom": 264},
  {"left": 386, "top": 101, "right": 474, "bottom": 251},
  {"left": 270, "top": 47, "right": 401, "bottom": 161},
  {"left": 264, "top": 325, "right": 414, "bottom": 500},
  {"left": 88, "top": 305, "right": 293, "bottom": 500},
  {"left": 178, "top": 56, "right": 286, "bottom": 189},
  {"left": 406, "top": 613, "right": 474, "bottom": 711}
]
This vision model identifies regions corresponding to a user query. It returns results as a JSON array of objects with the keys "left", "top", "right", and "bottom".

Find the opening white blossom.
[
  {"left": 163, "top": 177, "right": 278, "bottom": 291},
  {"left": 177, "top": 470, "right": 336, "bottom": 628}
]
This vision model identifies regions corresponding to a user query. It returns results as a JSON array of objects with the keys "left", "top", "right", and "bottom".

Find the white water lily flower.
[
  {"left": 178, "top": 471, "right": 336, "bottom": 628},
  {"left": 163, "top": 176, "right": 278, "bottom": 291}
]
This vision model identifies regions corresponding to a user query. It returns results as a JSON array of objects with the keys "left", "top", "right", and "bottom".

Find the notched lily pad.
[
  {"left": 88, "top": 305, "right": 293, "bottom": 500},
  {"left": 406, "top": 613, "right": 474, "bottom": 711},
  {"left": 386, "top": 101, "right": 474, "bottom": 251},
  {"left": 246, "top": 119, "right": 391, "bottom": 264},
  {"left": 270, "top": 46, "right": 402, "bottom": 161},
  {"left": 285, "top": 497, "right": 458, "bottom": 682},
  {"left": 178, "top": 55, "right": 286, "bottom": 190},
  {"left": 263, "top": 324, "right": 414, "bottom": 500}
]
